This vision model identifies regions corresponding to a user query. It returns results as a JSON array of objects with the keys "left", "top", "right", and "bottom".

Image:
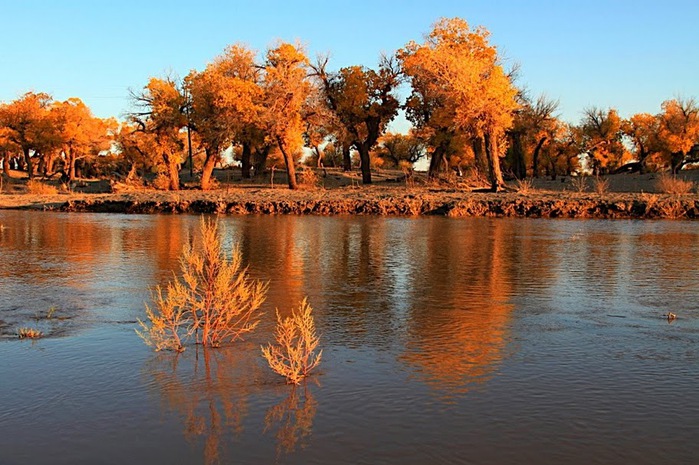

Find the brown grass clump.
[
  {"left": 593, "top": 176, "right": 610, "bottom": 195},
  {"left": 262, "top": 298, "right": 322, "bottom": 385},
  {"left": 26, "top": 180, "right": 58, "bottom": 195},
  {"left": 570, "top": 176, "right": 587, "bottom": 193},
  {"left": 658, "top": 199, "right": 686, "bottom": 219},
  {"left": 656, "top": 174, "right": 695, "bottom": 195},
  {"left": 515, "top": 178, "right": 535, "bottom": 195},
  {"left": 298, "top": 167, "right": 320, "bottom": 190},
  {"left": 18, "top": 327, "right": 43, "bottom": 339},
  {"left": 151, "top": 173, "right": 172, "bottom": 191},
  {"left": 137, "top": 217, "right": 268, "bottom": 351}
]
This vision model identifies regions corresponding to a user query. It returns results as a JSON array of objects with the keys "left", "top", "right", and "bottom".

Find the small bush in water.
[
  {"left": 262, "top": 298, "right": 322, "bottom": 384},
  {"left": 137, "top": 217, "right": 268, "bottom": 351}
]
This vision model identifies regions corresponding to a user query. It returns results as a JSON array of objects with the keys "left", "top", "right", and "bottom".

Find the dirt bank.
[{"left": 1, "top": 187, "right": 698, "bottom": 219}]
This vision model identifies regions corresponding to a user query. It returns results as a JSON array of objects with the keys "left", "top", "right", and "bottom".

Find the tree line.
[{"left": 1, "top": 18, "right": 698, "bottom": 191}]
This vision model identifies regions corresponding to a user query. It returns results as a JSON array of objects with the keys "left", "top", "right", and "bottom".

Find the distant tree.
[
  {"left": 312, "top": 55, "right": 401, "bottom": 184},
  {"left": 187, "top": 44, "right": 263, "bottom": 188},
  {"left": 507, "top": 94, "right": 560, "bottom": 178},
  {"left": 261, "top": 42, "right": 312, "bottom": 190},
  {"left": 399, "top": 18, "right": 519, "bottom": 190},
  {"left": 657, "top": 97, "right": 699, "bottom": 173},
  {"left": 374, "top": 132, "right": 426, "bottom": 168},
  {"left": 50, "top": 98, "right": 115, "bottom": 181},
  {"left": 621, "top": 113, "right": 662, "bottom": 172},
  {"left": 0, "top": 92, "right": 54, "bottom": 179},
  {"left": 579, "top": 107, "right": 628, "bottom": 174},
  {"left": 130, "top": 77, "right": 188, "bottom": 190}
]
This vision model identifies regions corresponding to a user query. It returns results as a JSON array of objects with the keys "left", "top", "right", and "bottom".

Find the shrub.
[
  {"left": 151, "top": 173, "right": 172, "bottom": 190},
  {"left": 298, "top": 167, "right": 320, "bottom": 189},
  {"left": 656, "top": 174, "right": 694, "bottom": 195},
  {"left": 515, "top": 178, "right": 535, "bottom": 194},
  {"left": 137, "top": 218, "right": 268, "bottom": 351},
  {"left": 26, "top": 180, "right": 58, "bottom": 195},
  {"left": 570, "top": 176, "right": 587, "bottom": 193},
  {"left": 18, "top": 327, "right": 43, "bottom": 339},
  {"left": 262, "top": 298, "right": 322, "bottom": 385},
  {"left": 593, "top": 176, "right": 610, "bottom": 195}
]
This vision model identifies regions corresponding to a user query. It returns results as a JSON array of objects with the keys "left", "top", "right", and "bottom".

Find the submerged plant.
[
  {"left": 17, "top": 327, "right": 43, "bottom": 339},
  {"left": 137, "top": 217, "right": 268, "bottom": 351},
  {"left": 262, "top": 298, "right": 322, "bottom": 385}
]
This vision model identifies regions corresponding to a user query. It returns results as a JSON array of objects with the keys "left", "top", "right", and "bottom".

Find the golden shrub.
[
  {"left": 656, "top": 174, "right": 694, "bottom": 195},
  {"left": 137, "top": 217, "right": 268, "bottom": 351},
  {"left": 262, "top": 298, "right": 322, "bottom": 384}
]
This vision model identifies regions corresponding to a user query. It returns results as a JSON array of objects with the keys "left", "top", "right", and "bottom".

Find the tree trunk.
[
  {"left": 241, "top": 142, "right": 252, "bottom": 179},
  {"left": 315, "top": 146, "right": 323, "bottom": 168},
  {"left": 484, "top": 132, "right": 505, "bottom": 192},
  {"left": 342, "top": 144, "right": 352, "bottom": 171},
  {"left": 428, "top": 145, "right": 446, "bottom": 179},
  {"left": 1, "top": 152, "right": 9, "bottom": 176},
  {"left": 511, "top": 132, "right": 526, "bottom": 179},
  {"left": 23, "top": 147, "right": 33, "bottom": 180},
  {"left": 357, "top": 143, "right": 372, "bottom": 184},
  {"left": 278, "top": 139, "right": 298, "bottom": 190},
  {"left": 253, "top": 146, "right": 270, "bottom": 176},
  {"left": 69, "top": 156, "right": 77, "bottom": 182},
  {"left": 167, "top": 160, "right": 180, "bottom": 190},
  {"left": 200, "top": 148, "right": 217, "bottom": 190},
  {"left": 532, "top": 137, "right": 547, "bottom": 177},
  {"left": 472, "top": 137, "right": 488, "bottom": 176}
]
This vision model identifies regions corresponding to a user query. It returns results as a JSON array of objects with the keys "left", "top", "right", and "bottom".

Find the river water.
[{"left": 0, "top": 212, "right": 698, "bottom": 464}]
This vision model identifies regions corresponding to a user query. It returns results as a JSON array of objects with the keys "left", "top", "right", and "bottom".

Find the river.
[{"left": 0, "top": 211, "right": 698, "bottom": 464}]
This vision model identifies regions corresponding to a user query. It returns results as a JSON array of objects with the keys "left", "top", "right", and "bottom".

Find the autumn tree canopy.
[
  {"left": 312, "top": 55, "right": 401, "bottom": 185},
  {"left": 400, "top": 18, "right": 519, "bottom": 190}
]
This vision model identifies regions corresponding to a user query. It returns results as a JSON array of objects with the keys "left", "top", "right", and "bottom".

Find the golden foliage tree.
[
  {"left": 579, "top": 107, "right": 629, "bottom": 174},
  {"left": 400, "top": 18, "right": 519, "bottom": 190},
  {"left": 621, "top": 113, "right": 662, "bottom": 172},
  {"left": 657, "top": 98, "right": 699, "bottom": 173},
  {"left": 137, "top": 218, "right": 268, "bottom": 351},
  {"left": 261, "top": 42, "right": 312, "bottom": 190},
  {"left": 0, "top": 92, "right": 54, "bottom": 179},
  {"left": 312, "top": 55, "right": 401, "bottom": 184},
  {"left": 507, "top": 94, "right": 560, "bottom": 178},
  {"left": 130, "top": 77, "right": 188, "bottom": 190},
  {"left": 50, "top": 98, "right": 115, "bottom": 181},
  {"left": 186, "top": 44, "right": 263, "bottom": 189},
  {"left": 373, "top": 132, "right": 426, "bottom": 169},
  {"left": 262, "top": 298, "right": 322, "bottom": 384}
]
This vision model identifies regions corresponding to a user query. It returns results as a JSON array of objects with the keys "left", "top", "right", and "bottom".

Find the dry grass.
[
  {"left": 656, "top": 174, "right": 695, "bottom": 195},
  {"left": 17, "top": 327, "right": 43, "bottom": 339},
  {"left": 570, "top": 176, "right": 587, "bottom": 193},
  {"left": 26, "top": 180, "right": 58, "bottom": 195},
  {"left": 262, "top": 298, "right": 322, "bottom": 385},
  {"left": 137, "top": 217, "right": 268, "bottom": 351},
  {"left": 658, "top": 199, "right": 686, "bottom": 219},
  {"left": 593, "top": 176, "right": 610, "bottom": 195},
  {"left": 298, "top": 167, "right": 320, "bottom": 190},
  {"left": 515, "top": 178, "right": 535, "bottom": 195}
]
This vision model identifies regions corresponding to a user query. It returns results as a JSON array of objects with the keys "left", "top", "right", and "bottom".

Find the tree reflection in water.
[
  {"left": 144, "top": 345, "right": 260, "bottom": 465},
  {"left": 264, "top": 384, "right": 318, "bottom": 457}
]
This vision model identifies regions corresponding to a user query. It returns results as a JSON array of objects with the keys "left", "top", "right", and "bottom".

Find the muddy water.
[{"left": 0, "top": 211, "right": 698, "bottom": 464}]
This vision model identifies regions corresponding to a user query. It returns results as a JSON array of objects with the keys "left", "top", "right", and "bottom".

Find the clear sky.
[{"left": 1, "top": 0, "right": 697, "bottom": 126}]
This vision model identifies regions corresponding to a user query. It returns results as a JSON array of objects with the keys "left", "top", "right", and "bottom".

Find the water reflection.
[
  {"left": 400, "top": 219, "right": 516, "bottom": 396},
  {"left": 144, "top": 346, "right": 260, "bottom": 465},
  {"left": 264, "top": 385, "right": 318, "bottom": 457}
]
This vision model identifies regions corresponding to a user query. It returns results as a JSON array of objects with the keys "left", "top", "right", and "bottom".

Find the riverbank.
[{"left": 1, "top": 186, "right": 698, "bottom": 219}]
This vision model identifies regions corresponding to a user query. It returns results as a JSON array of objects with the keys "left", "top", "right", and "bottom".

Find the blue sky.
[{"left": 1, "top": 0, "right": 697, "bottom": 126}]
